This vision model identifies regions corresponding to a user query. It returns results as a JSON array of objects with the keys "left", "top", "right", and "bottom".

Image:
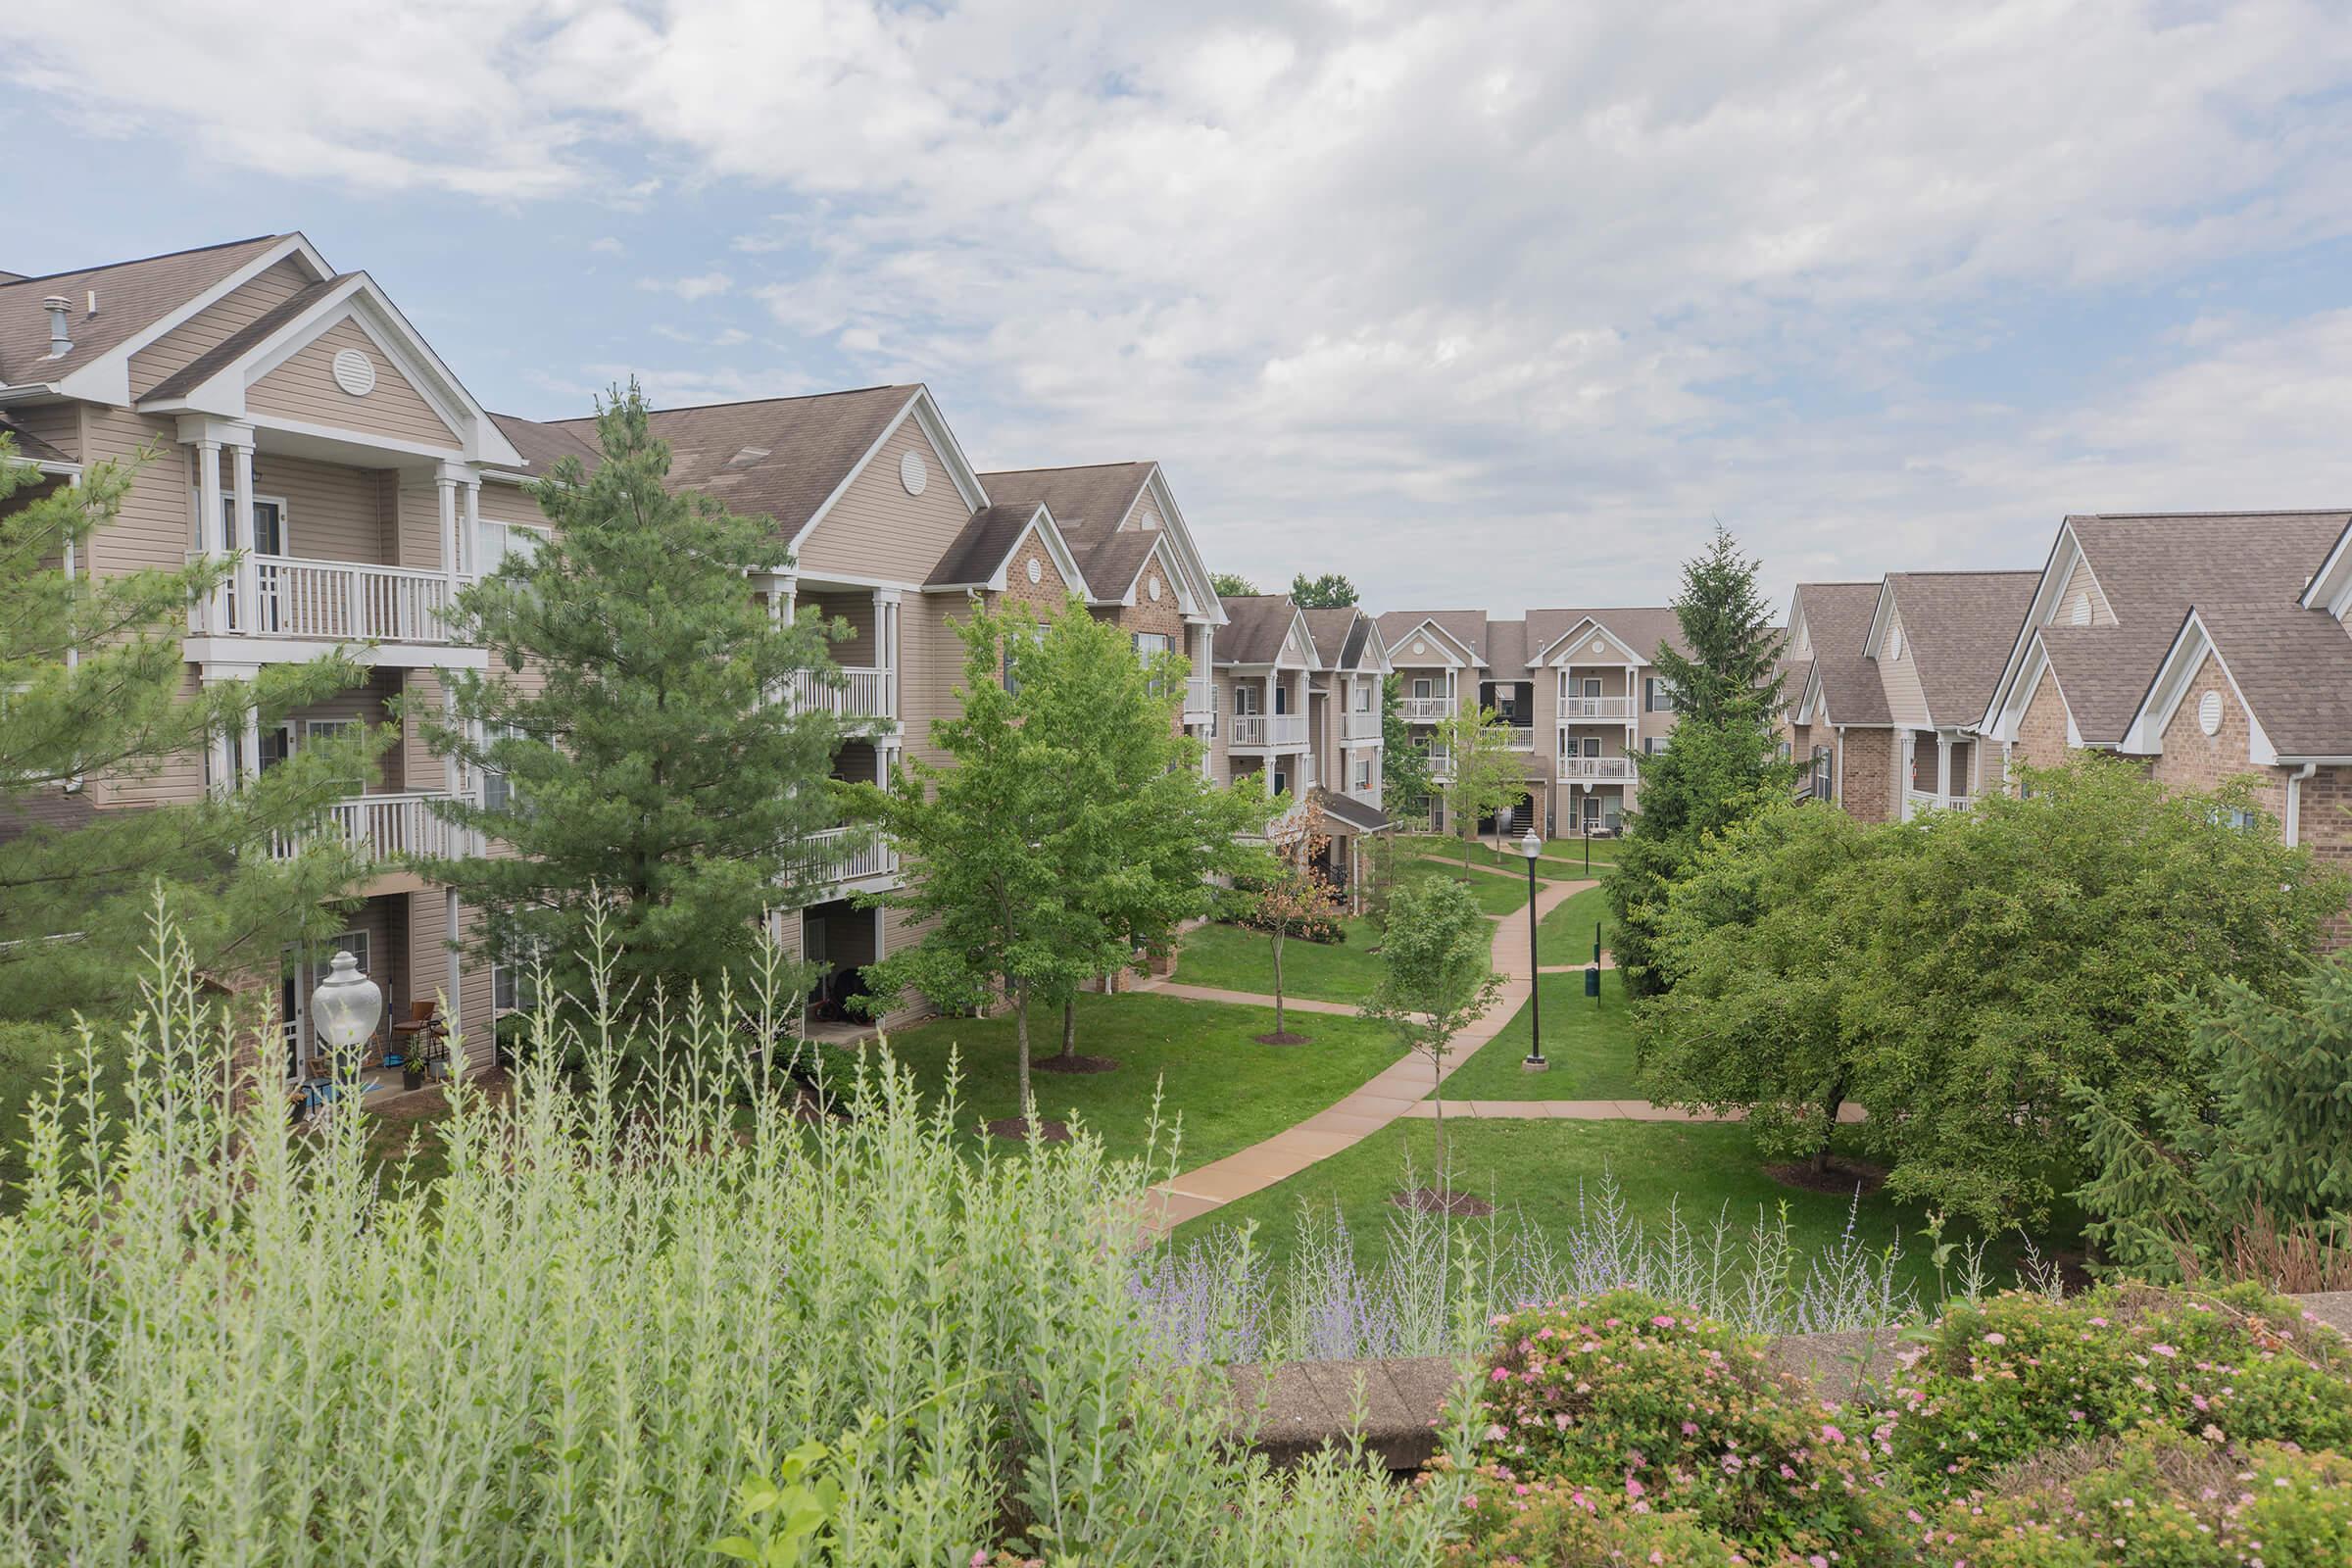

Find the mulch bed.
[
  {"left": 1254, "top": 1031, "right": 1312, "bottom": 1047},
  {"left": 1035, "top": 1054, "right": 1120, "bottom": 1075},
  {"left": 1390, "top": 1187, "right": 1495, "bottom": 1217},
  {"left": 984, "top": 1117, "right": 1071, "bottom": 1143},
  {"left": 1764, "top": 1156, "right": 1888, "bottom": 1197}
]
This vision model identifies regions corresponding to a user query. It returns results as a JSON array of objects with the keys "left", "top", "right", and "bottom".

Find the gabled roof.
[
  {"left": 0, "top": 415, "right": 71, "bottom": 467},
  {"left": 1071, "top": 530, "right": 1160, "bottom": 599},
  {"left": 1301, "top": 608, "right": 1362, "bottom": 668},
  {"left": 545, "top": 385, "right": 926, "bottom": 540},
  {"left": 0, "top": 234, "right": 288, "bottom": 385},
  {"left": 1526, "top": 607, "right": 1690, "bottom": 668},
  {"left": 1218, "top": 594, "right": 1316, "bottom": 666},
  {"left": 487, "top": 412, "right": 605, "bottom": 478},
  {"left": 1311, "top": 786, "right": 1393, "bottom": 835},
  {"left": 924, "top": 502, "right": 1088, "bottom": 594},
  {"left": 1880, "top": 570, "right": 2039, "bottom": 725},
  {"left": 977, "top": 459, "right": 1225, "bottom": 625},
  {"left": 2135, "top": 600, "right": 2352, "bottom": 760},
  {"left": 1791, "top": 581, "right": 1890, "bottom": 726},
  {"left": 979, "top": 461, "right": 1153, "bottom": 529},
  {"left": 2032, "top": 512, "right": 2349, "bottom": 744},
  {"left": 137, "top": 275, "right": 350, "bottom": 402},
  {"left": 1375, "top": 610, "right": 1489, "bottom": 665}
]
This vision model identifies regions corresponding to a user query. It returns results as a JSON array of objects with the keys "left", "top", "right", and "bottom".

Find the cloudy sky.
[{"left": 8, "top": 1, "right": 2352, "bottom": 612}]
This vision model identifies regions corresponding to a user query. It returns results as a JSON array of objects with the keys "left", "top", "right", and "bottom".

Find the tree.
[
  {"left": 1637, "top": 757, "right": 2343, "bottom": 1227},
  {"left": 1248, "top": 801, "right": 1346, "bottom": 1045},
  {"left": 2071, "top": 950, "right": 2352, "bottom": 1285},
  {"left": 1432, "top": 703, "right": 1528, "bottom": 869},
  {"left": 1, "top": 432, "right": 378, "bottom": 1021},
  {"left": 1288, "top": 572, "right": 1358, "bottom": 608},
  {"left": 415, "top": 384, "right": 844, "bottom": 1018},
  {"left": 850, "top": 604, "right": 1097, "bottom": 1120},
  {"left": 1360, "top": 875, "right": 1502, "bottom": 1190},
  {"left": 1004, "top": 600, "right": 1275, "bottom": 1065},
  {"left": 1606, "top": 526, "right": 1795, "bottom": 996},
  {"left": 1209, "top": 571, "right": 1258, "bottom": 598},
  {"left": 1379, "top": 673, "right": 1432, "bottom": 826}
]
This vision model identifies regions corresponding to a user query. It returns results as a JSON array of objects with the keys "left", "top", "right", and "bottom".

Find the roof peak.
[{"left": 545, "top": 382, "right": 915, "bottom": 426}]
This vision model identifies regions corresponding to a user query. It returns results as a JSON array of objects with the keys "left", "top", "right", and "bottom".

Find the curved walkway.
[
  {"left": 1401, "top": 1099, "right": 1866, "bottom": 1123},
  {"left": 1142, "top": 877, "right": 1591, "bottom": 1233}
]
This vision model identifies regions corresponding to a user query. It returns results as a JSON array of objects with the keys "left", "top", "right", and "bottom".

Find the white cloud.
[
  {"left": 637, "top": 271, "right": 734, "bottom": 302},
  {"left": 12, "top": 0, "right": 2352, "bottom": 604},
  {"left": 588, "top": 236, "right": 624, "bottom": 255}
]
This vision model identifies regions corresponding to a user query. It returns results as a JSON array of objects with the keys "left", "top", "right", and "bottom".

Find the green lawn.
[
  {"left": 1397, "top": 834, "right": 1613, "bottom": 878},
  {"left": 1172, "top": 1116, "right": 1984, "bottom": 1298},
  {"left": 841, "top": 991, "right": 1403, "bottom": 1169},
  {"left": 1400, "top": 859, "right": 1536, "bottom": 916},
  {"left": 1176, "top": 917, "right": 1386, "bottom": 1005},
  {"left": 1437, "top": 969, "right": 1645, "bottom": 1100},
  {"left": 1537, "top": 881, "right": 1617, "bottom": 966}
]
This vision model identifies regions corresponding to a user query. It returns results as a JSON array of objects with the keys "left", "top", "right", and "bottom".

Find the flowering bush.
[
  {"left": 1436, "top": 1462, "right": 1749, "bottom": 1566},
  {"left": 1915, "top": 1426, "right": 2352, "bottom": 1566},
  {"left": 1470, "top": 1290, "right": 1896, "bottom": 1561},
  {"left": 1886, "top": 1283, "right": 2352, "bottom": 1495}
]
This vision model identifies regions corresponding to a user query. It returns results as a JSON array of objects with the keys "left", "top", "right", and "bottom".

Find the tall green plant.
[
  {"left": 1360, "top": 875, "right": 1502, "bottom": 1179},
  {"left": 1, "top": 431, "right": 377, "bottom": 1020},
  {"left": 1378, "top": 674, "right": 1432, "bottom": 826},
  {"left": 416, "top": 383, "right": 843, "bottom": 1015},
  {"left": 1432, "top": 703, "right": 1526, "bottom": 870}
]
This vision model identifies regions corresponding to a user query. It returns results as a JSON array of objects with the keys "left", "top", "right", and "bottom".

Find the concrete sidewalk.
[
  {"left": 1397, "top": 1099, "right": 1868, "bottom": 1123},
  {"left": 1143, "top": 874, "right": 1586, "bottom": 1233}
]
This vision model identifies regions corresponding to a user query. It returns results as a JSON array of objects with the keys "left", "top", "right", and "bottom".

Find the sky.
[{"left": 7, "top": 0, "right": 2352, "bottom": 614}]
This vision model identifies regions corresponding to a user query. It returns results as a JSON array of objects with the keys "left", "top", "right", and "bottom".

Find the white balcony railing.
[
  {"left": 1396, "top": 696, "right": 1452, "bottom": 722},
  {"left": 789, "top": 665, "right": 893, "bottom": 722},
  {"left": 1229, "top": 712, "right": 1309, "bottom": 749},
  {"left": 1505, "top": 725, "right": 1537, "bottom": 751},
  {"left": 1424, "top": 746, "right": 1452, "bottom": 781},
  {"left": 1342, "top": 711, "right": 1382, "bottom": 741},
  {"left": 1184, "top": 676, "right": 1216, "bottom": 719},
  {"left": 1557, "top": 755, "right": 1637, "bottom": 782},
  {"left": 271, "top": 791, "right": 470, "bottom": 863},
  {"left": 1557, "top": 695, "right": 1635, "bottom": 720},
  {"left": 1902, "top": 789, "right": 1972, "bottom": 819},
  {"left": 808, "top": 825, "right": 899, "bottom": 885},
  {"left": 189, "top": 554, "right": 470, "bottom": 643}
]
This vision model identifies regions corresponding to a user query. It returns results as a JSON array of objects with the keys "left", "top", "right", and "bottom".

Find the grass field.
[
  {"left": 1535, "top": 881, "right": 1617, "bottom": 966},
  {"left": 839, "top": 990, "right": 1403, "bottom": 1169},
  {"left": 1435, "top": 968, "right": 1646, "bottom": 1100},
  {"left": 1176, "top": 917, "right": 1387, "bottom": 1005},
  {"left": 1400, "top": 859, "right": 1538, "bottom": 915},
  {"left": 1397, "top": 833, "right": 1617, "bottom": 877}
]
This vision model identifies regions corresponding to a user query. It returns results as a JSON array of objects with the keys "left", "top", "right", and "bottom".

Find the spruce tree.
[
  {"left": 1607, "top": 525, "right": 1794, "bottom": 996},
  {"left": 1, "top": 433, "right": 378, "bottom": 1020},
  {"left": 1378, "top": 673, "right": 1432, "bottom": 824},
  {"left": 415, "top": 384, "right": 845, "bottom": 1014}
]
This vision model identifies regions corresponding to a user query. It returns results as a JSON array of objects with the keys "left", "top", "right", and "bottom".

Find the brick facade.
[
  {"left": 2147, "top": 653, "right": 2286, "bottom": 817},
  {"left": 2012, "top": 667, "right": 2073, "bottom": 781},
  {"left": 1838, "top": 728, "right": 1896, "bottom": 823},
  {"left": 990, "top": 525, "right": 1075, "bottom": 618}
]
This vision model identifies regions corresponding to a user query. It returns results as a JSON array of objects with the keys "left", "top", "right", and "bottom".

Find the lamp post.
[
  {"left": 1518, "top": 827, "right": 1546, "bottom": 1072},
  {"left": 309, "top": 950, "right": 382, "bottom": 1080}
]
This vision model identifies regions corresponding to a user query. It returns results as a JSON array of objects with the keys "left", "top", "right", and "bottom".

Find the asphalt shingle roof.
[
  {"left": 1885, "top": 570, "right": 2039, "bottom": 725},
  {"left": 0, "top": 235, "right": 286, "bottom": 384},
  {"left": 925, "top": 503, "right": 1047, "bottom": 588},
  {"left": 1218, "top": 595, "right": 1304, "bottom": 664},
  {"left": 139, "top": 276, "right": 347, "bottom": 402},
  {"left": 1793, "top": 581, "right": 1890, "bottom": 725},
  {"left": 487, "top": 412, "right": 606, "bottom": 477},
  {"left": 1376, "top": 610, "right": 1489, "bottom": 665},
  {"left": 2191, "top": 598, "right": 2352, "bottom": 758}
]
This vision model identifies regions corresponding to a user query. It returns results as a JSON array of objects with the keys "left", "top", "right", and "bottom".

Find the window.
[
  {"left": 1582, "top": 736, "right": 1600, "bottom": 759},
  {"left": 302, "top": 718, "right": 367, "bottom": 792},
  {"left": 1582, "top": 676, "right": 1601, "bottom": 700},
  {"left": 1644, "top": 677, "right": 1679, "bottom": 713},
  {"left": 1411, "top": 677, "right": 1433, "bottom": 700},
  {"left": 481, "top": 722, "right": 523, "bottom": 813},
  {"left": 1000, "top": 619, "right": 1045, "bottom": 695},
  {"left": 2210, "top": 806, "right": 2259, "bottom": 832},
  {"left": 1132, "top": 631, "right": 1173, "bottom": 697},
  {"left": 478, "top": 519, "right": 547, "bottom": 575},
  {"left": 1233, "top": 684, "right": 1260, "bottom": 716},
  {"left": 493, "top": 958, "right": 539, "bottom": 1014},
  {"left": 1354, "top": 757, "right": 1371, "bottom": 789},
  {"left": 1354, "top": 683, "right": 1371, "bottom": 711},
  {"left": 1642, "top": 735, "right": 1663, "bottom": 755}
]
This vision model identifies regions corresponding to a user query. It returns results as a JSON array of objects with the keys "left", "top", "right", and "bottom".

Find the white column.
[
  {"left": 874, "top": 589, "right": 902, "bottom": 720},
  {"left": 435, "top": 469, "right": 460, "bottom": 599},
  {"left": 1900, "top": 734, "right": 1917, "bottom": 818},
  {"left": 240, "top": 704, "right": 262, "bottom": 785},
  {"left": 444, "top": 890, "right": 464, "bottom": 1066},
  {"left": 228, "top": 434, "right": 259, "bottom": 634},
  {"left": 1935, "top": 733, "right": 1953, "bottom": 803},
  {"left": 461, "top": 478, "right": 482, "bottom": 578},
  {"left": 194, "top": 438, "right": 225, "bottom": 630}
]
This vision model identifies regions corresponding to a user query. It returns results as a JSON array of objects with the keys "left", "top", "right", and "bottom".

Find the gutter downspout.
[
  {"left": 2285, "top": 761, "right": 2317, "bottom": 846},
  {"left": 1834, "top": 725, "right": 1846, "bottom": 804}
]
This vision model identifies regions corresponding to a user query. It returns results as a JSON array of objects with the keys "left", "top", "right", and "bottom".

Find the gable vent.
[
  {"left": 2070, "top": 592, "right": 2091, "bottom": 627},
  {"left": 726, "top": 445, "right": 771, "bottom": 467}
]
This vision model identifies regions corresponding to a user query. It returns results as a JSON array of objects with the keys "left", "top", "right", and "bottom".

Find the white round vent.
[
  {"left": 1410, "top": 640, "right": 1427, "bottom": 656},
  {"left": 1886, "top": 625, "right": 1903, "bottom": 662},
  {"left": 1147, "top": 573, "right": 1162, "bottom": 602},
  {"left": 899, "top": 450, "right": 928, "bottom": 496},
  {"left": 1024, "top": 556, "right": 1042, "bottom": 585},
  {"left": 330, "top": 347, "right": 376, "bottom": 397},
  {"left": 2198, "top": 690, "right": 2224, "bottom": 736},
  {"left": 1591, "top": 639, "right": 1605, "bottom": 654},
  {"left": 2070, "top": 592, "right": 2091, "bottom": 627}
]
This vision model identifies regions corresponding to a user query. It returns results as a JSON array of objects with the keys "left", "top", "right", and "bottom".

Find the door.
[
  {"left": 1582, "top": 677, "right": 1601, "bottom": 700},
  {"left": 1582, "top": 736, "right": 1600, "bottom": 759}
]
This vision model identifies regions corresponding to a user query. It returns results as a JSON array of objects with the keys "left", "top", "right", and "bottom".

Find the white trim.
[
  {"left": 1529, "top": 614, "right": 1643, "bottom": 668},
  {"left": 1125, "top": 465, "right": 1227, "bottom": 627},
  {"left": 2299, "top": 517, "right": 2352, "bottom": 614},
  {"left": 788, "top": 387, "right": 987, "bottom": 555},
  {"left": 1385, "top": 616, "right": 1481, "bottom": 669},
  {"left": 1981, "top": 521, "right": 2096, "bottom": 732},
  {"left": 184, "top": 637, "right": 489, "bottom": 671},
  {"left": 996, "top": 515, "right": 1090, "bottom": 598},
  {"left": 53, "top": 235, "right": 334, "bottom": 408},
  {"left": 2119, "top": 609, "right": 2277, "bottom": 764}
]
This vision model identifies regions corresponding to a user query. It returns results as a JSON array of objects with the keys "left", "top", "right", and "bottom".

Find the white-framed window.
[
  {"left": 1644, "top": 677, "right": 1679, "bottom": 713},
  {"left": 302, "top": 718, "right": 368, "bottom": 792},
  {"left": 478, "top": 519, "right": 547, "bottom": 575},
  {"left": 191, "top": 490, "right": 291, "bottom": 555},
  {"left": 492, "top": 959, "right": 539, "bottom": 1014},
  {"left": 1643, "top": 735, "right": 1663, "bottom": 755},
  {"left": 1354, "top": 683, "right": 1372, "bottom": 711},
  {"left": 1354, "top": 757, "right": 1371, "bottom": 789},
  {"left": 1411, "top": 677, "right": 1433, "bottom": 700},
  {"left": 480, "top": 722, "right": 525, "bottom": 813}
]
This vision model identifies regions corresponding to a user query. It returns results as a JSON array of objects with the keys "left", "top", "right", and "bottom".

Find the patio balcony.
[
  {"left": 190, "top": 553, "right": 471, "bottom": 647},
  {"left": 1342, "top": 711, "right": 1382, "bottom": 741},
  {"left": 1183, "top": 676, "right": 1217, "bottom": 723},
  {"left": 1504, "top": 724, "right": 1537, "bottom": 751},
  {"left": 270, "top": 790, "right": 473, "bottom": 863},
  {"left": 1396, "top": 696, "right": 1452, "bottom": 722},
  {"left": 1229, "top": 712, "right": 1309, "bottom": 750},
  {"left": 1557, "top": 755, "right": 1636, "bottom": 782},
  {"left": 1902, "top": 789, "right": 1972, "bottom": 819},
  {"left": 808, "top": 825, "right": 899, "bottom": 886},
  {"left": 788, "top": 665, "right": 894, "bottom": 724},
  {"left": 1556, "top": 694, "right": 1635, "bottom": 720}
]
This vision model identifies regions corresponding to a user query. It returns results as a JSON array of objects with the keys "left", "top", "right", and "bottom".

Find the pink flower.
[
  {"left": 1625, "top": 1476, "right": 1645, "bottom": 1497},
  {"left": 972, "top": 1553, "right": 990, "bottom": 1567},
  {"left": 1491, "top": 1367, "right": 1512, "bottom": 1381},
  {"left": 1682, "top": 1421, "right": 1699, "bottom": 1437},
  {"left": 2153, "top": 1344, "right": 2179, "bottom": 1358}
]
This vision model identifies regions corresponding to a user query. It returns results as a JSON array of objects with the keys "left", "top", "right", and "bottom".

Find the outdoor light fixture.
[
  {"left": 1519, "top": 828, "right": 1546, "bottom": 1073},
  {"left": 310, "top": 951, "right": 383, "bottom": 1066}
]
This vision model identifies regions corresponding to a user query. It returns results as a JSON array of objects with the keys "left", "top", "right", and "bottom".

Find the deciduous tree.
[
  {"left": 1248, "top": 801, "right": 1345, "bottom": 1045},
  {"left": 1361, "top": 874, "right": 1502, "bottom": 1185},
  {"left": 1209, "top": 571, "right": 1258, "bottom": 598},
  {"left": 1432, "top": 703, "right": 1528, "bottom": 870},
  {"left": 1288, "top": 572, "right": 1358, "bottom": 608}
]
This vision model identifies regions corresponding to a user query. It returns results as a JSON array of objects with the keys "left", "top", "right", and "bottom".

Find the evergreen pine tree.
[
  {"left": 415, "top": 385, "right": 845, "bottom": 1014},
  {"left": 1, "top": 433, "right": 379, "bottom": 1019},
  {"left": 1378, "top": 673, "right": 1432, "bottom": 826}
]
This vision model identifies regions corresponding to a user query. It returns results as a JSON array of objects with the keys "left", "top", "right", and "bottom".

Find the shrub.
[
  {"left": 1436, "top": 1462, "right": 1748, "bottom": 1565},
  {"left": 1469, "top": 1290, "right": 1896, "bottom": 1561},
  {"left": 1886, "top": 1283, "right": 2352, "bottom": 1496},
  {"left": 1917, "top": 1427, "right": 2352, "bottom": 1567}
]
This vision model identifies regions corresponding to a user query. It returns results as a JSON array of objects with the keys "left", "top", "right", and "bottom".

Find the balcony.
[
  {"left": 1396, "top": 696, "right": 1452, "bottom": 722},
  {"left": 1342, "top": 711, "right": 1382, "bottom": 741},
  {"left": 1902, "top": 789, "right": 1972, "bottom": 819},
  {"left": 189, "top": 554, "right": 470, "bottom": 646},
  {"left": 1184, "top": 676, "right": 1216, "bottom": 723},
  {"left": 270, "top": 791, "right": 471, "bottom": 864},
  {"left": 808, "top": 825, "right": 899, "bottom": 885},
  {"left": 1558, "top": 756, "right": 1637, "bottom": 782},
  {"left": 1423, "top": 746, "right": 1452, "bottom": 782},
  {"left": 1229, "top": 712, "right": 1309, "bottom": 750},
  {"left": 788, "top": 665, "right": 893, "bottom": 724},
  {"left": 1504, "top": 725, "right": 1537, "bottom": 751},
  {"left": 1557, "top": 695, "right": 1635, "bottom": 720}
]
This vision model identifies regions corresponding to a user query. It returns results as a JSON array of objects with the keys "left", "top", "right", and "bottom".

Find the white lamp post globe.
[
  {"left": 1518, "top": 828, "right": 1543, "bottom": 860},
  {"left": 310, "top": 951, "right": 383, "bottom": 1058}
]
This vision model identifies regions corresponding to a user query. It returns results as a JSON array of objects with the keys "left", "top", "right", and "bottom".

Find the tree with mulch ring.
[
  {"left": 983, "top": 1116, "right": 1071, "bottom": 1143},
  {"left": 1247, "top": 802, "right": 1345, "bottom": 1045},
  {"left": 1034, "top": 1053, "right": 1118, "bottom": 1074},
  {"left": 1360, "top": 874, "right": 1503, "bottom": 1201}
]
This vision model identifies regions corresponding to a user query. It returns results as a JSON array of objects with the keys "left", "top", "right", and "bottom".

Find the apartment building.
[
  {"left": 1977, "top": 511, "right": 2352, "bottom": 901},
  {"left": 1206, "top": 596, "right": 1392, "bottom": 890},
  {"left": 1375, "top": 608, "right": 1688, "bottom": 836},
  {"left": 1, "top": 233, "right": 1234, "bottom": 1065},
  {"left": 1782, "top": 571, "right": 2037, "bottom": 822}
]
